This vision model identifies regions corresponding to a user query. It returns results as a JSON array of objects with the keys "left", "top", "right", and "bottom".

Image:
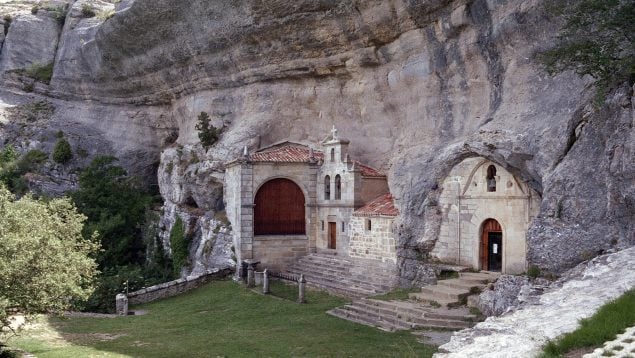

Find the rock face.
[
  {"left": 0, "top": 0, "right": 632, "bottom": 279},
  {"left": 436, "top": 247, "right": 635, "bottom": 357},
  {"left": 475, "top": 275, "right": 529, "bottom": 317},
  {"left": 0, "top": 11, "right": 62, "bottom": 72}
]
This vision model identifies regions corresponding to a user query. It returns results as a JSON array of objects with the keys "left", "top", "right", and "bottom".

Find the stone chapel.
[{"left": 224, "top": 128, "right": 399, "bottom": 275}]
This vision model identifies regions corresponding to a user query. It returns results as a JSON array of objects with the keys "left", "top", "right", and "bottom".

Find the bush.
[
  {"left": 31, "top": 5, "right": 40, "bottom": 14},
  {"left": 527, "top": 265, "right": 541, "bottom": 279},
  {"left": 80, "top": 4, "right": 96, "bottom": 18},
  {"left": 169, "top": 217, "right": 190, "bottom": 277},
  {"left": 52, "top": 137, "right": 72, "bottom": 164},
  {"left": 195, "top": 112, "right": 222, "bottom": 148},
  {"left": 24, "top": 63, "right": 54, "bottom": 84}
]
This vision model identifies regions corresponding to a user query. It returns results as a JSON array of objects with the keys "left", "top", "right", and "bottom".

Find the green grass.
[
  {"left": 370, "top": 288, "right": 420, "bottom": 301},
  {"left": 541, "top": 289, "right": 635, "bottom": 358},
  {"left": 7, "top": 280, "right": 435, "bottom": 357}
]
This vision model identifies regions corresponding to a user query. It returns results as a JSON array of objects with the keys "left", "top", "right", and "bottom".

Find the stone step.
[
  {"left": 301, "top": 254, "right": 399, "bottom": 276},
  {"left": 327, "top": 307, "right": 408, "bottom": 332},
  {"left": 437, "top": 278, "right": 487, "bottom": 292},
  {"left": 342, "top": 303, "right": 472, "bottom": 330},
  {"left": 459, "top": 271, "right": 500, "bottom": 282},
  {"left": 420, "top": 285, "right": 470, "bottom": 301},
  {"left": 408, "top": 292, "right": 458, "bottom": 307},
  {"left": 286, "top": 267, "right": 393, "bottom": 292},
  {"left": 299, "top": 276, "right": 378, "bottom": 298},
  {"left": 358, "top": 299, "right": 477, "bottom": 322}
]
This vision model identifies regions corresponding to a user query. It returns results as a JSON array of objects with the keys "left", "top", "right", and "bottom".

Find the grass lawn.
[
  {"left": 541, "top": 289, "right": 635, "bottom": 357},
  {"left": 6, "top": 280, "right": 436, "bottom": 357}
]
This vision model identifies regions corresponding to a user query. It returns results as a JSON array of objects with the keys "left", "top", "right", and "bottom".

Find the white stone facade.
[
  {"left": 349, "top": 216, "right": 397, "bottom": 264},
  {"left": 431, "top": 157, "right": 541, "bottom": 274}
]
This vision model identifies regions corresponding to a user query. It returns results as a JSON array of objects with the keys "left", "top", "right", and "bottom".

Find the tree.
[
  {"left": 52, "top": 137, "right": 72, "bottom": 164},
  {"left": 71, "top": 156, "right": 152, "bottom": 268},
  {"left": 0, "top": 186, "right": 98, "bottom": 339},
  {"left": 195, "top": 112, "right": 221, "bottom": 148},
  {"left": 541, "top": 0, "right": 635, "bottom": 101},
  {"left": 70, "top": 156, "right": 158, "bottom": 312}
]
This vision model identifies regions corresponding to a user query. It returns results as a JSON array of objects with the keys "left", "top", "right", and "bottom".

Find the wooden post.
[
  {"left": 263, "top": 269, "right": 269, "bottom": 294},
  {"left": 297, "top": 274, "right": 306, "bottom": 303}
]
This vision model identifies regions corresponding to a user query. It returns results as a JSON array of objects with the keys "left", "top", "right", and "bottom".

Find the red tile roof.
[
  {"left": 354, "top": 161, "right": 385, "bottom": 177},
  {"left": 249, "top": 143, "right": 323, "bottom": 163},
  {"left": 354, "top": 193, "right": 399, "bottom": 217},
  {"left": 249, "top": 142, "right": 386, "bottom": 177}
]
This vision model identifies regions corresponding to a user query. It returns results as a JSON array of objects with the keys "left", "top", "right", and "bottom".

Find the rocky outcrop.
[
  {"left": 0, "top": 10, "right": 63, "bottom": 72},
  {"left": 474, "top": 275, "right": 529, "bottom": 317},
  {"left": 0, "top": 0, "right": 632, "bottom": 279},
  {"left": 436, "top": 247, "right": 635, "bottom": 357}
]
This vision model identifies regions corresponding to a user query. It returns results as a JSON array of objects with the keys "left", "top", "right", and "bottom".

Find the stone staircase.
[
  {"left": 327, "top": 298, "right": 478, "bottom": 332},
  {"left": 283, "top": 253, "right": 399, "bottom": 298},
  {"left": 409, "top": 271, "right": 500, "bottom": 307}
]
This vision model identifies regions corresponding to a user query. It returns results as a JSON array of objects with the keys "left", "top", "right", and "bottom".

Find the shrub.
[
  {"left": 24, "top": 63, "right": 54, "bottom": 84},
  {"left": 31, "top": 5, "right": 40, "bottom": 14},
  {"left": 169, "top": 217, "right": 190, "bottom": 277},
  {"left": 195, "top": 112, "right": 222, "bottom": 148},
  {"left": 52, "top": 137, "right": 73, "bottom": 164},
  {"left": 80, "top": 4, "right": 96, "bottom": 18},
  {"left": 97, "top": 9, "right": 115, "bottom": 21},
  {"left": 527, "top": 265, "right": 541, "bottom": 279}
]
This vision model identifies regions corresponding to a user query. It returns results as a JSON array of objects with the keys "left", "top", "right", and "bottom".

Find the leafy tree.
[
  {"left": 0, "top": 186, "right": 98, "bottom": 339},
  {"left": 52, "top": 137, "right": 72, "bottom": 164},
  {"left": 71, "top": 156, "right": 152, "bottom": 269},
  {"left": 195, "top": 112, "right": 221, "bottom": 148},
  {"left": 541, "top": 0, "right": 635, "bottom": 101}
]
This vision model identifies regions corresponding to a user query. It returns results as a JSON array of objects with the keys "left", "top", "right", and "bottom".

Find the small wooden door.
[
  {"left": 481, "top": 219, "right": 502, "bottom": 271},
  {"left": 328, "top": 222, "right": 337, "bottom": 249}
]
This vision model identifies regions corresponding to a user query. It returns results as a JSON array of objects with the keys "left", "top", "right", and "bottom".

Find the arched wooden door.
[
  {"left": 254, "top": 179, "right": 306, "bottom": 235},
  {"left": 481, "top": 219, "right": 503, "bottom": 272}
]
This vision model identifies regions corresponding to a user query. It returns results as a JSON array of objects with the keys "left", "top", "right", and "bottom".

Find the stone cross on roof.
[{"left": 331, "top": 125, "right": 338, "bottom": 141}]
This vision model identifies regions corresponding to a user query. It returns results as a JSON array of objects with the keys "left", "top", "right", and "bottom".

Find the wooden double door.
[{"left": 481, "top": 219, "right": 502, "bottom": 272}]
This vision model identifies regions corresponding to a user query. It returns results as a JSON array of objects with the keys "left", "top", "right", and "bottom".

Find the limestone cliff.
[{"left": 0, "top": 0, "right": 632, "bottom": 279}]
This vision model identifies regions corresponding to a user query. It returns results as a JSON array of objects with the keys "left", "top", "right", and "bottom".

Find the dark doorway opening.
[{"left": 480, "top": 218, "right": 503, "bottom": 272}]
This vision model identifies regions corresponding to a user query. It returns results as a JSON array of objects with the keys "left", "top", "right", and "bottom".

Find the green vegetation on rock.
[
  {"left": 195, "top": 111, "right": 221, "bottom": 148},
  {"left": 541, "top": 289, "right": 635, "bottom": 357},
  {"left": 169, "top": 216, "right": 190, "bottom": 277},
  {"left": 541, "top": 0, "right": 635, "bottom": 101},
  {"left": 52, "top": 137, "right": 72, "bottom": 164}
]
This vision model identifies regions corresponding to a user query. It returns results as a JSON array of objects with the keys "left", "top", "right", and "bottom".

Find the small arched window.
[
  {"left": 366, "top": 219, "right": 372, "bottom": 231},
  {"left": 324, "top": 175, "right": 331, "bottom": 200},
  {"left": 330, "top": 148, "right": 335, "bottom": 162},
  {"left": 335, "top": 175, "right": 341, "bottom": 200},
  {"left": 486, "top": 165, "right": 497, "bottom": 192}
]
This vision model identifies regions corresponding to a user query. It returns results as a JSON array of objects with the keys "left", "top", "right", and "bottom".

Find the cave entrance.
[{"left": 480, "top": 218, "right": 503, "bottom": 272}]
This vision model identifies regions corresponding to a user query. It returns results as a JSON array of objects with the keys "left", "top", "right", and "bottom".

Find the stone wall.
[
  {"left": 349, "top": 216, "right": 397, "bottom": 264},
  {"left": 253, "top": 235, "right": 308, "bottom": 272},
  {"left": 126, "top": 268, "right": 232, "bottom": 305},
  {"left": 431, "top": 157, "right": 541, "bottom": 274}
]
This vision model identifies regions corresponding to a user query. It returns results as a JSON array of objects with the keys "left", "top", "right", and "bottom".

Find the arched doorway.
[
  {"left": 254, "top": 178, "right": 306, "bottom": 235},
  {"left": 480, "top": 219, "right": 503, "bottom": 271}
]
